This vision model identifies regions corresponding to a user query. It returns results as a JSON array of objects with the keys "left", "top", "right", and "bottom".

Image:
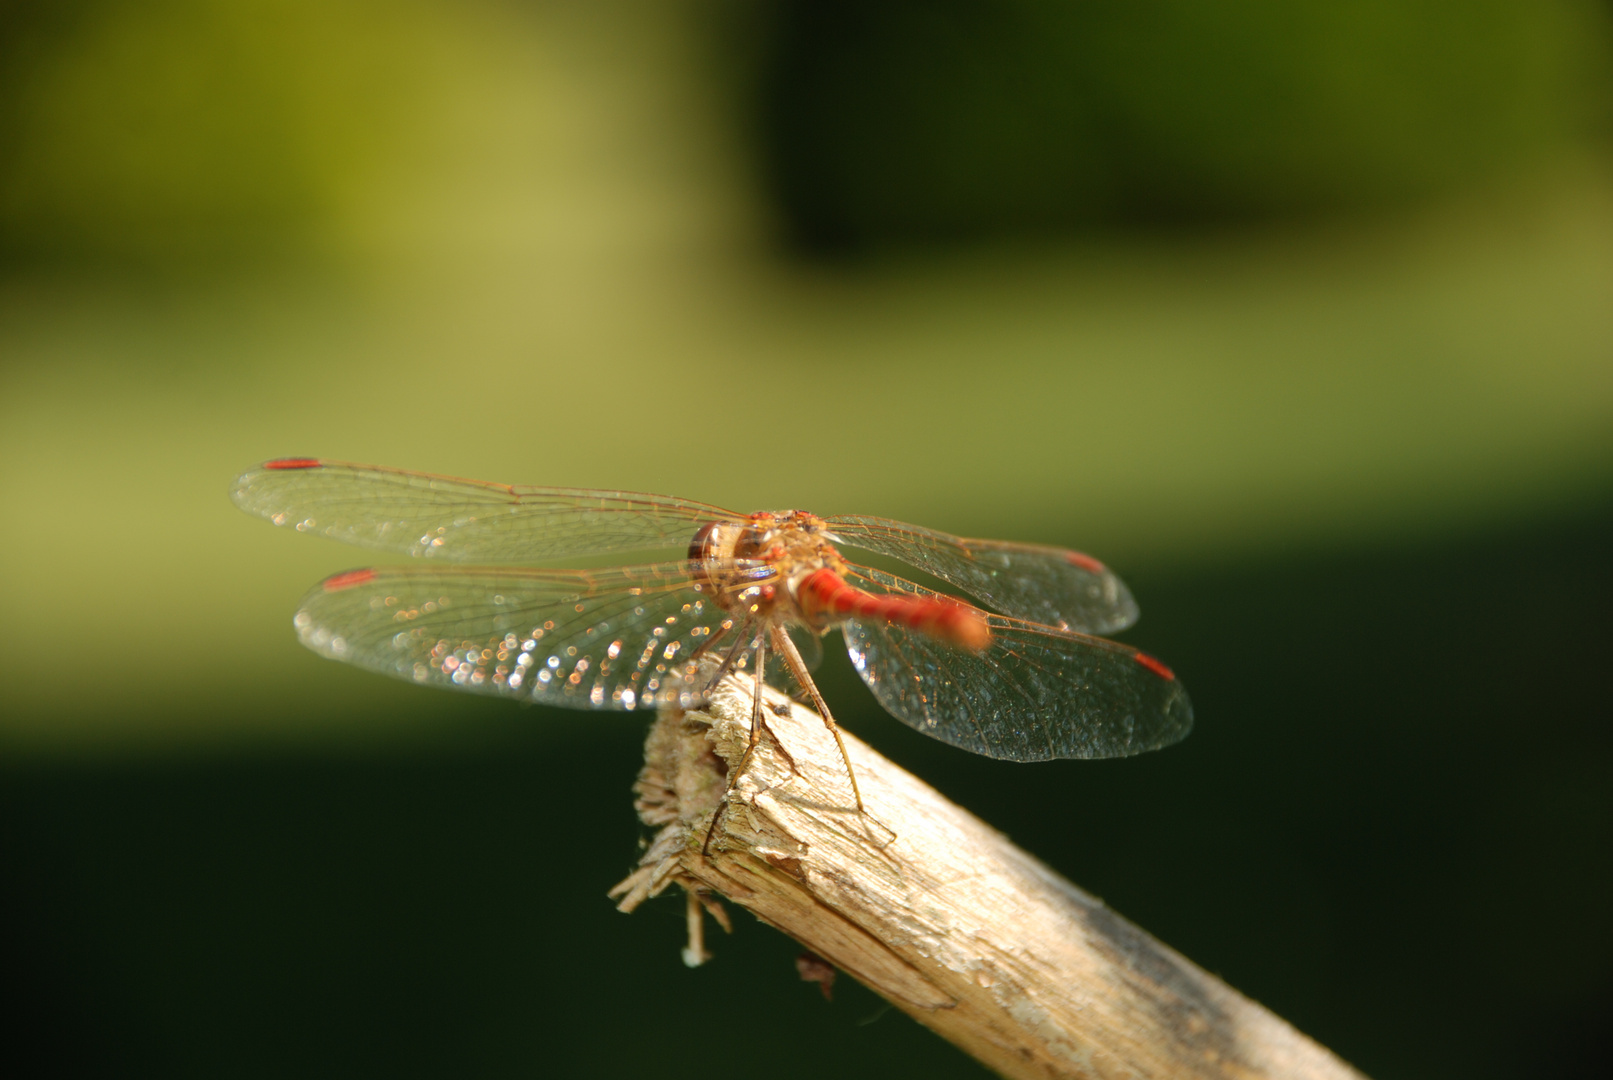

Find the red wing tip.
[
  {"left": 264, "top": 457, "right": 323, "bottom": 470},
  {"left": 1064, "top": 550, "right": 1107, "bottom": 574},
  {"left": 323, "top": 568, "right": 377, "bottom": 591},
  {"left": 1132, "top": 651, "right": 1175, "bottom": 680}
]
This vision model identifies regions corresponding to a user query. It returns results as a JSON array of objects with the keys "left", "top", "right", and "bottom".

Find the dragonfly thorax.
[{"left": 687, "top": 511, "right": 849, "bottom": 628}]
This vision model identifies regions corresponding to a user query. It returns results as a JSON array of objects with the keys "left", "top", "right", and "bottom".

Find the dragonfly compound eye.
[{"left": 688, "top": 522, "right": 719, "bottom": 563}]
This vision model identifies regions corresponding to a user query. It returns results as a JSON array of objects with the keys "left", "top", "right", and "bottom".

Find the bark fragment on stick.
[{"left": 610, "top": 673, "right": 1365, "bottom": 1080}]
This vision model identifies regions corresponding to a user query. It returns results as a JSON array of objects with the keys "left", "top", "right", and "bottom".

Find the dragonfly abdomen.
[{"left": 799, "top": 568, "right": 990, "bottom": 653}]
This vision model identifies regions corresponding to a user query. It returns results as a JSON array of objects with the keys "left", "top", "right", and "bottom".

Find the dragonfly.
[{"left": 232, "top": 458, "right": 1192, "bottom": 813}]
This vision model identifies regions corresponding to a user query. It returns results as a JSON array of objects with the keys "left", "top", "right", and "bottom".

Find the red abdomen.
[{"left": 799, "top": 569, "right": 991, "bottom": 653}]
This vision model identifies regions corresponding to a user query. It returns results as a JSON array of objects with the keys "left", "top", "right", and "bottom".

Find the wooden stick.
[{"left": 610, "top": 674, "right": 1366, "bottom": 1080}]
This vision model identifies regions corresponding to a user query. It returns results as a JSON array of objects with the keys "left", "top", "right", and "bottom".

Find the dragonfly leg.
[
  {"left": 740, "top": 633, "right": 801, "bottom": 779},
  {"left": 686, "top": 614, "right": 735, "bottom": 669},
  {"left": 703, "top": 630, "right": 767, "bottom": 857},
  {"left": 694, "top": 617, "right": 800, "bottom": 777},
  {"left": 702, "top": 631, "right": 805, "bottom": 856},
  {"left": 697, "top": 617, "right": 752, "bottom": 698},
  {"left": 771, "top": 623, "right": 864, "bottom": 815}
]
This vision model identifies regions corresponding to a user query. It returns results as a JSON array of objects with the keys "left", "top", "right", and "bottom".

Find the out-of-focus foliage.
[
  {"left": 5, "top": 0, "right": 1611, "bottom": 264},
  {"left": 0, "top": 0, "right": 453, "bottom": 265},
  {"left": 741, "top": 0, "right": 1613, "bottom": 249}
]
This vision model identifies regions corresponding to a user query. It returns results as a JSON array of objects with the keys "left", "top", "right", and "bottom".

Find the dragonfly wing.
[
  {"left": 233, "top": 459, "right": 743, "bottom": 562},
  {"left": 825, "top": 515, "right": 1138, "bottom": 634},
  {"left": 293, "top": 563, "right": 739, "bottom": 711},
  {"left": 839, "top": 568, "right": 1190, "bottom": 761}
]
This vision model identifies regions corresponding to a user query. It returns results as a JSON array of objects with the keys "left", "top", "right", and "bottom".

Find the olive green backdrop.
[{"left": 2, "top": 3, "right": 1610, "bottom": 1077}]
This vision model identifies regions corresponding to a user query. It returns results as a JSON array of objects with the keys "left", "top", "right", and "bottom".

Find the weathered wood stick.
[{"left": 611, "top": 674, "right": 1365, "bottom": 1080}]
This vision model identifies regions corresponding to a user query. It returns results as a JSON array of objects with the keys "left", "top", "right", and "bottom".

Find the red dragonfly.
[{"left": 232, "top": 459, "right": 1192, "bottom": 808}]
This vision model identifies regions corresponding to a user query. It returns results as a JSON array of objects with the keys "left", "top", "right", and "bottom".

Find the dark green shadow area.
[
  {"left": 740, "top": 0, "right": 1607, "bottom": 252},
  {"left": 4, "top": 499, "right": 1610, "bottom": 1079}
]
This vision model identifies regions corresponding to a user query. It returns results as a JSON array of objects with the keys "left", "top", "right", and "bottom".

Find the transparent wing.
[
  {"left": 825, "top": 516, "right": 1138, "bottom": 634},
  {"left": 292, "top": 562, "right": 744, "bottom": 711},
  {"left": 232, "top": 459, "right": 746, "bottom": 562},
  {"left": 839, "top": 566, "right": 1190, "bottom": 761}
]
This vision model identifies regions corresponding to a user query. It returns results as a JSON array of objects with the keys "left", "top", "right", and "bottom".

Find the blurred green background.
[{"left": 2, "top": 1, "right": 1610, "bottom": 1077}]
